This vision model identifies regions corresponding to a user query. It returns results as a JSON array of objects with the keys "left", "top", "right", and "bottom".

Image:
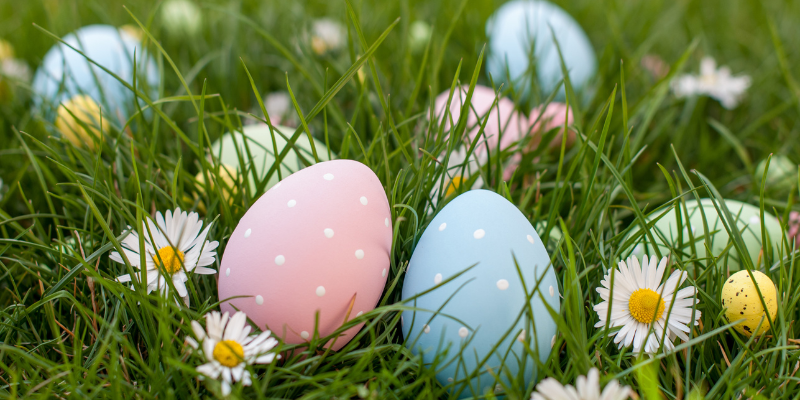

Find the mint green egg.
[
  {"left": 210, "top": 124, "right": 333, "bottom": 193},
  {"left": 755, "top": 156, "right": 796, "bottom": 196},
  {"left": 628, "top": 199, "right": 785, "bottom": 271}
]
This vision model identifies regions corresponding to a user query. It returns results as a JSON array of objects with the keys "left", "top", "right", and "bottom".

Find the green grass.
[{"left": 3, "top": 0, "right": 800, "bottom": 398}]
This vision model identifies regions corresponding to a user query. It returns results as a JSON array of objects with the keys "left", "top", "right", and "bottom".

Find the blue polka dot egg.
[
  {"left": 401, "top": 190, "right": 559, "bottom": 397},
  {"left": 32, "top": 24, "right": 159, "bottom": 125},
  {"left": 486, "top": 0, "right": 596, "bottom": 99}
]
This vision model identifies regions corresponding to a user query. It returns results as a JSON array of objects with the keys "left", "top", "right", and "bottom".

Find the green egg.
[
  {"left": 210, "top": 124, "right": 333, "bottom": 194},
  {"left": 755, "top": 156, "right": 796, "bottom": 196},
  {"left": 627, "top": 199, "right": 786, "bottom": 271}
]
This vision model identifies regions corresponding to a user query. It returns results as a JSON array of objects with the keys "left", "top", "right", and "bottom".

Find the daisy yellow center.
[
  {"left": 213, "top": 340, "right": 244, "bottom": 368},
  {"left": 628, "top": 288, "right": 666, "bottom": 324},
  {"left": 445, "top": 176, "right": 465, "bottom": 197},
  {"left": 153, "top": 246, "right": 185, "bottom": 275}
]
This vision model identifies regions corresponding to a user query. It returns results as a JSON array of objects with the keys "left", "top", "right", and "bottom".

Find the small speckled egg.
[
  {"left": 628, "top": 199, "right": 785, "bottom": 271},
  {"left": 55, "top": 95, "right": 103, "bottom": 149},
  {"left": 721, "top": 270, "right": 777, "bottom": 336},
  {"left": 486, "top": 0, "right": 596, "bottom": 98},
  {"left": 755, "top": 156, "right": 796, "bottom": 196},
  {"left": 211, "top": 124, "right": 333, "bottom": 194},
  {"left": 402, "top": 190, "right": 559, "bottom": 397},
  {"left": 219, "top": 160, "right": 392, "bottom": 350},
  {"left": 32, "top": 25, "right": 159, "bottom": 124},
  {"left": 433, "top": 84, "right": 528, "bottom": 155}
]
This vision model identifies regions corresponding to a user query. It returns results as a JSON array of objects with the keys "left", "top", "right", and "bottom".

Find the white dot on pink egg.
[
  {"left": 300, "top": 331, "right": 309, "bottom": 339},
  {"left": 316, "top": 286, "right": 326, "bottom": 296},
  {"left": 385, "top": 218, "right": 390, "bottom": 227},
  {"left": 225, "top": 268, "right": 230, "bottom": 276},
  {"left": 324, "top": 228, "right": 334, "bottom": 238},
  {"left": 382, "top": 268, "right": 387, "bottom": 277},
  {"left": 255, "top": 295, "right": 264, "bottom": 305},
  {"left": 360, "top": 196, "right": 368, "bottom": 205},
  {"left": 244, "top": 228, "right": 252, "bottom": 238},
  {"left": 356, "top": 311, "right": 363, "bottom": 317},
  {"left": 355, "top": 249, "right": 364, "bottom": 259},
  {"left": 287, "top": 199, "right": 296, "bottom": 207},
  {"left": 323, "top": 173, "right": 334, "bottom": 180},
  {"left": 275, "top": 255, "right": 285, "bottom": 265}
]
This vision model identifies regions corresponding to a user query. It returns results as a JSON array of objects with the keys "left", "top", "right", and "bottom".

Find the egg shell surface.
[
  {"left": 433, "top": 85, "right": 528, "bottom": 155},
  {"left": 211, "top": 124, "right": 332, "bottom": 194},
  {"left": 32, "top": 25, "right": 159, "bottom": 123},
  {"left": 721, "top": 270, "right": 778, "bottom": 336},
  {"left": 755, "top": 156, "right": 796, "bottom": 196},
  {"left": 218, "top": 160, "right": 391, "bottom": 350},
  {"left": 401, "top": 190, "right": 559, "bottom": 397},
  {"left": 486, "top": 0, "right": 596, "bottom": 98},
  {"left": 628, "top": 199, "right": 785, "bottom": 272}
]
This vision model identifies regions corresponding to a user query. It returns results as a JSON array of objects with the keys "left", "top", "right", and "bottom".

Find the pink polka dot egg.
[{"left": 219, "top": 160, "right": 392, "bottom": 350}]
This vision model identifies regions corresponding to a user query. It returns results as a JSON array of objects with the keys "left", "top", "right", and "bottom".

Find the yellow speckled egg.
[
  {"left": 190, "top": 164, "right": 240, "bottom": 213},
  {"left": 721, "top": 270, "right": 778, "bottom": 336},
  {"left": 55, "top": 94, "right": 104, "bottom": 150}
]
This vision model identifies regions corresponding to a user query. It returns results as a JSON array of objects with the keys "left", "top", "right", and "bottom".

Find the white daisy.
[
  {"left": 671, "top": 56, "right": 751, "bottom": 109},
  {"left": 593, "top": 255, "right": 701, "bottom": 355},
  {"left": 187, "top": 311, "right": 279, "bottom": 396},
  {"left": 311, "top": 18, "right": 346, "bottom": 55},
  {"left": 429, "top": 145, "right": 486, "bottom": 211},
  {"left": 111, "top": 208, "right": 218, "bottom": 305},
  {"left": 531, "top": 368, "right": 632, "bottom": 400}
]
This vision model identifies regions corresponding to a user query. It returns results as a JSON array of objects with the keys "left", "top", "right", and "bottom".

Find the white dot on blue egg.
[
  {"left": 439, "top": 223, "right": 447, "bottom": 231},
  {"left": 423, "top": 324, "right": 431, "bottom": 334},
  {"left": 496, "top": 279, "right": 509, "bottom": 290},
  {"left": 458, "top": 327, "right": 468, "bottom": 338},
  {"left": 474, "top": 229, "right": 485, "bottom": 239},
  {"left": 517, "top": 329, "right": 525, "bottom": 342},
  {"left": 527, "top": 234, "right": 534, "bottom": 244},
  {"left": 549, "top": 286, "right": 555, "bottom": 297},
  {"left": 434, "top": 273, "right": 442, "bottom": 284}
]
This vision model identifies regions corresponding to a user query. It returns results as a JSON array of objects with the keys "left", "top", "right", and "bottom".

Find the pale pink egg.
[
  {"left": 503, "top": 102, "right": 575, "bottom": 180},
  {"left": 528, "top": 102, "right": 575, "bottom": 150},
  {"left": 432, "top": 85, "right": 528, "bottom": 155},
  {"left": 218, "top": 160, "right": 392, "bottom": 350}
]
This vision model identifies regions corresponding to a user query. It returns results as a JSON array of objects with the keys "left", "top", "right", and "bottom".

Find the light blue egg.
[
  {"left": 401, "top": 190, "right": 559, "bottom": 397},
  {"left": 32, "top": 24, "right": 159, "bottom": 125},
  {"left": 486, "top": 0, "right": 596, "bottom": 99}
]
